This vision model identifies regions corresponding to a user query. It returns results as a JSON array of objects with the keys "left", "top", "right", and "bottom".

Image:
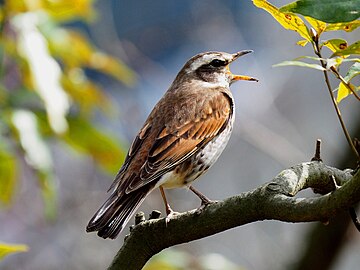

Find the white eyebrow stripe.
[
  {"left": 186, "top": 53, "right": 234, "bottom": 73},
  {"left": 187, "top": 55, "right": 215, "bottom": 73}
]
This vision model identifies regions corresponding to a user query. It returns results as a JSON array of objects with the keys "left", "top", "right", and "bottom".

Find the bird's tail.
[{"left": 86, "top": 185, "right": 153, "bottom": 239}]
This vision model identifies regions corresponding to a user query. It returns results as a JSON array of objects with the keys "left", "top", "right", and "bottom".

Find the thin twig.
[
  {"left": 312, "top": 39, "right": 360, "bottom": 160},
  {"left": 311, "top": 139, "right": 322, "bottom": 162}
]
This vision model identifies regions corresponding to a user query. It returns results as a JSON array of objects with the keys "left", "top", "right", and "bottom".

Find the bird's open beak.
[{"left": 227, "top": 50, "right": 258, "bottom": 82}]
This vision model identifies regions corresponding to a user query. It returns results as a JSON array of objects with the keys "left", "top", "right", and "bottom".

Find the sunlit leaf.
[
  {"left": 11, "top": 110, "right": 57, "bottom": 219},
  {"left": 13, "top": 13, "right": 70, "bottom": 134},
  {"left": 12, "top": 110, "right": 53, "bottom": 172},
  {"left": 0, "top": 242, "right": 28, "bottom": 261},
  {"left": 61, "top": 68, "right": 114, "bottom": 115},
  {"left": 41, "top": 0, "right": 96, "bottom": 22},
  {"left": 304, "top": 16, "right": 326, "bottom": 35},
  {"left": 253, "top": 0, "right": 312, "bottom": 41},
  {"left": 4, "top": 1, "right": 27, "bottom": 14},
  {"left": 273, "top": 60, "right": 326, "bottom": 70},
  {"left": 297, "top": 39, "right": 309, "bottom": 46},
  {"left": 326, "top": 20, "right": 360, "bottom": 32},
  {"left": 332, "top": 41, "right": 360, "bottom": 57},
  {"left": 0, "top": 147, "right": 17, "bottom": 206},
  {"left": 336, "top": 62, "right": 360, "bottom": 103},
  {"left": 46, "top": 29, "right": 135, "bottom": 86},
  {"left": 326, "top": 57, "right": 343, "bottom": 69},
  {"left": 336, "top": 82, "right": 356, "bottom": 103},
  {"left": 63, "top": 116, "right": 126, "bottom": 174},
  {"left": 280, "top": 0, "right": 360, "bottom": 23},
  {"left": 294, "top": 55, "right": 324, "bottom": 61},
  {"left": 322, "top": 39, "right": 348, "bottom": 53},
  {"left": 89, "top": 52, "right": 136, "bottom": 86}
]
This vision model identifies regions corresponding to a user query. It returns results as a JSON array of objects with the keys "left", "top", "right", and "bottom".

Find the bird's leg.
[
  {"left": 159, "top": 186, "right": 173, "bottom": 216},
  {"left": 159, "top": 186, "right": 179, "bottom": 224},
  {"left": 188, "top": 185, "right": 214, "bottom": 206}
]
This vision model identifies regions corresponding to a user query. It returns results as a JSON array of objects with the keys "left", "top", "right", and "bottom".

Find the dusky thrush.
[{"left": 86, "top": 51, "right": 258, "bottom": 239}]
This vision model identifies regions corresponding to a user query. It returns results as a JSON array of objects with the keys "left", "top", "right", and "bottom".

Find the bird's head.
[{"left": 178, "top": 51, "right": 258, "bottom": 88}]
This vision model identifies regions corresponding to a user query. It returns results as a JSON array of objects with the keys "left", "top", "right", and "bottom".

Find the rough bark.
[{"left": 107, "top": 162, "right": 359, "bottom": 270}]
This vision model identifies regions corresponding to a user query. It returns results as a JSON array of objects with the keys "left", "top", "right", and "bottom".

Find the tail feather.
[{"left": 86, "top": 185, "right": 152, "bottom": 239}]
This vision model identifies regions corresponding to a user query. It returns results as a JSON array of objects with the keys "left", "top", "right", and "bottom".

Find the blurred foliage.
[
  {"left": 0, "top": 242, "right": 28, "bottom": 261},
  {"left": 144, "top": 250, "right": 244, "bottom": 270},
  {"left": 0, "top": 0, "right": 134, "bottom": 221},
  {"left": 253, "top": 0, "right": 360, "bottom": 103}
]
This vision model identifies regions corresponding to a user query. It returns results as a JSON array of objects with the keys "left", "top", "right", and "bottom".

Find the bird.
[{"left": 86, "top": 50, "right": 258, "bottom": 239}]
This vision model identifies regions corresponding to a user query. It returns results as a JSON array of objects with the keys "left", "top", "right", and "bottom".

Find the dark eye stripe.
[{"left": 209, "top": 59, "right": 226, "bottom": 67}]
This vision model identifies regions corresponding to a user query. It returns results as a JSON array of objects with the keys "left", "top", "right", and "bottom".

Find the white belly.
[{"left": 157, "top": 114, "right": 234, "bottom": 189}]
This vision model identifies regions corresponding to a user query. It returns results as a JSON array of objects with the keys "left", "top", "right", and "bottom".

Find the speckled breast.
[{"left": 159, "top": 113, "right": 234, "bottom": 189}]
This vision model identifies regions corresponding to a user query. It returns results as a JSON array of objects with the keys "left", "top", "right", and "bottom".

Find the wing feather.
[{"left": 124, "top": 91, "right": 233, "bottom": 193}]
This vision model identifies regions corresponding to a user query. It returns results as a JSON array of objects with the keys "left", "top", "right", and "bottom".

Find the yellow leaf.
[
  {"left": 10, "top": 0, "right": 96, "bottom": 22},
  {"left": 253, "top": 0, "right": 312, "bottom": 41},
  {"left": 332, "top": 41, "right": 360, "bottom": 57},
  {"left": 61, "top": 68, "right": 113, "bottom": 115},
  {"left": 0, "top": 243, "right": 28, "bottom": 261},
  {"left": 4, "top": 1, "right": 27, "bottom": 14},
  {"left": 0, "top": 149, "right": 17, "bottom": 206},
  {"left": 326, "top": 20, "right": 360, "bottom": 32},
  {"left": 322, "top": 39, "right": 348, "bottom": 53},
  {"left": 304, "top": 16, "right": 326, "bottom": 35},
  {"left": 47, "top": 30, "right": 135, "bottom": 86},
  {"left": 14, "top": 14, "right": 70, "bottom": 134},
  {"left": 90, "top": 52, "right": 136, "bottom": 86},
  {"left": 336, "top": 82, "right": 356, "bottom": 103},
  {"left": 297, "top": 39, "right": 309, "bottom": 47}
]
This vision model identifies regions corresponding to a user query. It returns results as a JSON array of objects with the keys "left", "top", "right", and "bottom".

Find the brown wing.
[{"left": 121, "top": 90, "right": 233, "bottom": 193}]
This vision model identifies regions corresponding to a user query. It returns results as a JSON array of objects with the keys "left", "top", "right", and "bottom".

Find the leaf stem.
[{"left": 312, "top": 40, "right": 359, "bottom": 160}]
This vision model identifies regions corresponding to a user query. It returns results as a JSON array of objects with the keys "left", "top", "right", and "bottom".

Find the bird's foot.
[
  {"left": 165, "top": 206, "right": 180, "bottom": 224},
  {"left": 196, "top": 199, "right": 218, "bottom": 213}
]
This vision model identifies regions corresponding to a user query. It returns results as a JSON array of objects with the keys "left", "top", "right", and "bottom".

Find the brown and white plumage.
[{"left": 86, "top": 51, "right": 257, "bottom": 239}]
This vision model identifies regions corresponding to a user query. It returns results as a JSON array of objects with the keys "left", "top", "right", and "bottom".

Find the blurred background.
[{"left": 0, "top": 0, "right": 359, "bottom": 269}]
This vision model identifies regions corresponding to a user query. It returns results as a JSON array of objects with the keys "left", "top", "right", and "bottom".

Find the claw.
[{"left": 164, "top": 206, "right": 180, "bottom": 224}]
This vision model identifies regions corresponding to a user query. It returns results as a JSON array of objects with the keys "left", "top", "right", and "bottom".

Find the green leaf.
[
  {"left": 273, "top": 60, "right": 326, "bottom": 70},
  {"left": 344, "top": 62, "right": 360, "bottom": 81},
  {"left": 37, "top": 171, "right": 57, "bottom": 220},
  {"left": 0, "top": 148, "right": 17, "bottom": 206},
  {"left": 63, "top": 116, "right": 126, "bottom": 174},
  {"left": 336, "top": 62, "right": 360, "bottom": 103},
  {"left": 0, "top": 242, "right": 28, "bottom": 261},
  {"left": 332, "top": 41, "right": 360, "bottom": 57},
  {"left": 280, "top": 0, "right": 360, "bottom": 23},
  {"left": 322, "top": 39, "right": 348, "bottom": 53},
  {"left": 253, "top": 0, "right": 312, "bottom": 41}
]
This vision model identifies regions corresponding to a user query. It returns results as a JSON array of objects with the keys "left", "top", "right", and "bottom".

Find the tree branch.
[{"left": 108, "top": 162, "right": 359, "bottom": 270}]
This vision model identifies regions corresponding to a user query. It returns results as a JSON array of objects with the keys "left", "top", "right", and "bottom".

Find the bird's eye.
[{"left": 209, "top": 59, "right": 226, "bottom": 67}]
